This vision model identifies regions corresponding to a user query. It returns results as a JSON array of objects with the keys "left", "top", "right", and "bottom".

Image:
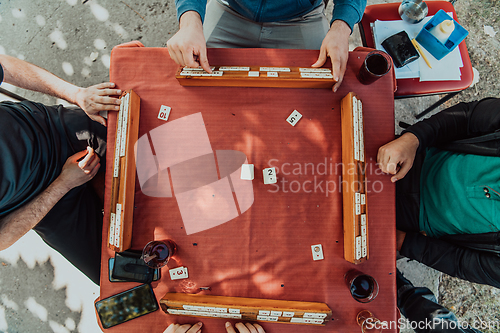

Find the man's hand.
[
  {"left": 312, "top": 20, "right": 351, "bottom": 93},
  {"left": 163, "top": 322, "right": 202, "bottom": 333},
  {"left": 377, "top": 133, "right": 420, "bottom": 182},
  {"left": 0, "top": 148, "right": 101, "bottom": 250},
  {"left": 75, "top": 82, "right": 122, "bottom": 126},
  {"left": 225, "top": 322, "right": 266, "bottom": 333},
  {"left": 396, "top": 230, "right": 407, "bottom": 252},
  {"left": 0, "top": 54, "right": 120, "bottom": 123},
  {"left": 58, "top": 147, "right": 100, "bottom": 190},
  {"left": 167, "top": 11, "right": 212, "bottom": 73}
]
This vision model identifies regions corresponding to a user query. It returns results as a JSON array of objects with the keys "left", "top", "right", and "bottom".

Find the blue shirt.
[{"left": 175, "top": 0, "right": 366, "bottom": 32}]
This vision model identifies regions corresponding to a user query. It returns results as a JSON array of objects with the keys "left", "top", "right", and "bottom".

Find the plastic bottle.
[{"left": 429, "top": 20, "right": 455, "bottom": 44}]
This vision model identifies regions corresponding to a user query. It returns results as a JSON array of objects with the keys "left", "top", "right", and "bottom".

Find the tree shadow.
[{"left": 0, "top": 258, "right": 82, "bottom": 333}]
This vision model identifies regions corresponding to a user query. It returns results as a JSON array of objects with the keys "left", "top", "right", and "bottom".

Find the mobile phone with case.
[
  {"left": 109, "top": 258, "right": 160, "bottom": 282},
  {"left": 95, "top": 284, "right": 158, "bottom": 328},
  {"left": 111, "top": 250, "right": 156, "bottom": 283}
]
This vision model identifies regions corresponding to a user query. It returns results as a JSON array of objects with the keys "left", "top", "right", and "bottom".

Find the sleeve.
[
  {"left": 175, "top": 0, "right": 206, "bottom": 23},
  {"left": 403, "top": 98, "right": 500, "bottom": 153},
  {"left": 0, "top": 63, "right": 4, "bottom": 85},
  {"left": 331, "top": 0, "right": 367, "bottom": 32},
  {"left": 400, "top": 232, "right": 500, "bottom": 288}
]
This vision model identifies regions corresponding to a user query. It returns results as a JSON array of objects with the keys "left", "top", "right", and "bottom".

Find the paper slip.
[{"left": 417, "top": 43, "right": 463, "bottom": 81}]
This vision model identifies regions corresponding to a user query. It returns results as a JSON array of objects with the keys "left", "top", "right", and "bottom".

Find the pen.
[{"left": 411, "top": 38, "right": 432, "bottom": 69}]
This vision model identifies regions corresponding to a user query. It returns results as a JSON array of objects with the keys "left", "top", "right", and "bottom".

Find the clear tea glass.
[
  {"left": 357, "top": 51, "right": 391, "bottom": 84},
  {"left": 356, "top": 310, "right": 383, "bottom": 333},
  {"left": 345, "top": 269, "right": 379, "bottom": 303},
  {"left": 141, "top": 240, "right": 177, "bottom": 269}
]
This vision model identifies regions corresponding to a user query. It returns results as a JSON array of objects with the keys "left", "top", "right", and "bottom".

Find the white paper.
[
  {"left": 417, "top": 42, "right": 463, "bottom": 81},
  {"left": 372, "top": 13, "right": 463, "bottom": 81}
]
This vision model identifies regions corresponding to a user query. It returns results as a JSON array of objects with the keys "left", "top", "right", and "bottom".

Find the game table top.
[{"left": 99, "top": 43, "right": 398, "bottom": 333}]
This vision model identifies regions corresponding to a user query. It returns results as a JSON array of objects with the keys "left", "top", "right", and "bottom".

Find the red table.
[
  {"left": 99, "top": 44, "right": 397, "bottom": 333},
  {"left": 359, "top": 1, "right": 473, "bottom": 97}
]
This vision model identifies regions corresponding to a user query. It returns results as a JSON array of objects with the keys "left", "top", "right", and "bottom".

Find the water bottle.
[{"left": 429, "top": 20, "right": 455, "bottom": 44}]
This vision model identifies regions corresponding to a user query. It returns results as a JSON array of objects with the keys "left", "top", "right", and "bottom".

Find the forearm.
[
  {"left": 401, "top": 232, "right": 500, "bottom": 288},
  {"left": 0, "top": 147, "right": 101, "bottom": 250},
  {"left": 329, "top": 19, "right": 352, "bottom": 37},
  {"left": 404, "top": 98, "right": 500, "bottom": 152},
  {"left": 331, "top": 0, "right": 367, "bottom": 32},
  {"left": 0, "top": 177, "right": 71, "bottom": 251},
  {"left": 179, "top": 10, "right": 203, "bottom": 29},
  {"left": 175, "top": 0, "right": 205, "bottom": 24},
  {"left": 0, "top": 54, "right": 81, "bottom": 105}
]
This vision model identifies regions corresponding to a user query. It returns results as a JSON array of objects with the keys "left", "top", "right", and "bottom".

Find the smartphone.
[
  {"left": 95, "top": 284, "right": 159, "bottom": 329},
  {"left": 108, "top": 258, "right": 160, "bottom": 282}
]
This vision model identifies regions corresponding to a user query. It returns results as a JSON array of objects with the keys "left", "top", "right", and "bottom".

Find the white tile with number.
[
  {"left": 169, "top": 266, "right": 188, "bottom": 280},
  {"left": 311, "top": 244, "right": 324, "bottom": 261},
  {"left": 263, "top": 167, "right": 277, "bottom": 184},
  {"left": 158, "top": 105, "right": 171, "bottom": 121},
  {"left": 286, "top": 110, "right": 302, "bottom": 126}
]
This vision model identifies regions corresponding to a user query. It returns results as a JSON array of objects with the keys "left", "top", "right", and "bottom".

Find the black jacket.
[{"left": 400, "top": 98, "right": 500, "bottom": 288}]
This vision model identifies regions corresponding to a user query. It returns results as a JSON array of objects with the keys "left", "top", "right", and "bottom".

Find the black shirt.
[
  {"left": 0, "top": 99, "right": 70, "bottom": 217},
  {"left": 0, "top": 62, "right": 107, "bottom": 219},
  {"left": 0, "top": 62, "right": 78, "bottom": 217},
  {"left": 0, "top": 62, "right": 107, "bottom": 284}
]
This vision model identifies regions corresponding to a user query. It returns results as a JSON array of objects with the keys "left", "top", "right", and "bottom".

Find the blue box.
[{"left": 415, "top": 9, "right": 468, "bottom": 60}]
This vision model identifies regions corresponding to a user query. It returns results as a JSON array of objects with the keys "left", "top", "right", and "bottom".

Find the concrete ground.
[{"left": 0, "top": 0, "right": 498, "bottom": 332}]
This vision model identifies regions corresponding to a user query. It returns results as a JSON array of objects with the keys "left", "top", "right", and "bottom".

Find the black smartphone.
[
  {"left": 111, "top": 251, "right": 157, "bottom": 283},
  {"left": 108, "top": 258, "right": 160, "bottom": 282},
  {"left": 95, "top": 284, "right": 159, "bottom": 329}
]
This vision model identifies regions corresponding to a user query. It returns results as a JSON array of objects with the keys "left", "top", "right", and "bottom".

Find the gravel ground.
[
  {"left": 449, "top": 0, "right": 500, "bottom": 104},
  {"left": 432, "top": 1, "right": 500, "bottom": 332}
]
